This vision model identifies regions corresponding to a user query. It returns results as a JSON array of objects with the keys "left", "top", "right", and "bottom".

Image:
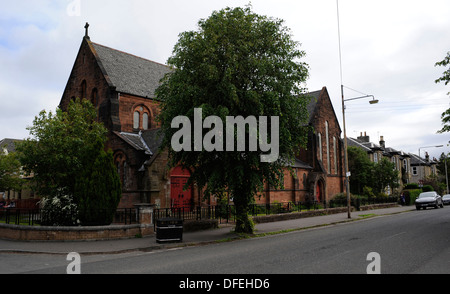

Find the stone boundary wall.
[
  {"left": 0, "top": 223, "right": 153, "bottom": 241},
  {"left": 252, "top": 203, "right": 399, "bottom": 224},
  {"left": 0, "top": 204, "right": 155, "bottom": 241}
]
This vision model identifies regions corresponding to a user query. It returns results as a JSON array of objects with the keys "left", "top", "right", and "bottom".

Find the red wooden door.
[
  {"left": 316, "top": 182, "right": 322, "bottom": 202},
  {"left": 171, "top": 176, "right": 192, "bottom": 209}
]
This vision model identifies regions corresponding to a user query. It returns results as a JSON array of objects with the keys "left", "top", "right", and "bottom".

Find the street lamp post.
[
  {"left": 337, "top": 0, "right": 379, "bottom": 218},
  {"left": 341, "top": 86, "right": 378, "bottom": 219}
]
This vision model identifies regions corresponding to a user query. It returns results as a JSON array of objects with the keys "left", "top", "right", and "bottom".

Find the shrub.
[
  {"left": 422, "top": 185, "right": 434, "bottom": 192},
  {"left": 40, "top": 195, "right": 80, "bottom": 226}
]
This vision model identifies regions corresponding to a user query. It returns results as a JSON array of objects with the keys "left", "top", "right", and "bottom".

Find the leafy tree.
[
  {"left": 17, "top": 98, "right": 121, "bottom": 225},
  {"left": 347, "top": 147, "right": 399, "bottom": 195},
  {"left": 156, "top": 6, "right": 310, "bottom": 233},
  {"left": 75, "top": 149, "right": 122, "bottom": 225},
  {"left": 371, "top": 157, "right": 399, "bottom": 194},
  {"left": 436, "top": 152, "right": 449, "bottom": 194},
  {"left": 435, "top": 51, "right": 450, "bottom": 133},
  {"left": 347, "top": 147, "right": 374, "bottom": 194},
  {"left": 0, "top": 152, "right": 24, "bottom": 195}
]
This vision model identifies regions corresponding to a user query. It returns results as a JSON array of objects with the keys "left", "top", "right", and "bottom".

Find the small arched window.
[
  {"left": 91, "top": 88, "right": 98, "bottom": 107},
  {"left": 80, "top": 80, "right": 87, "bottom": 99},
  {"left": 143, "top": 113, "right": 149, "bottom": 130},
  {"left": 133, "top": 111, "right": 140, "bottom": 129},
  {"left": 114, "top": 151, "right": 127, "bottom": 188},
  {"left": 132, "top": 105, "right": 151, "bottom": 131}
]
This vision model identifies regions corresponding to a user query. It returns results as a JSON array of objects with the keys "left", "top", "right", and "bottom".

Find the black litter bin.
[{"left": 156, "top": 217, "right": 183, "bottom": 243}]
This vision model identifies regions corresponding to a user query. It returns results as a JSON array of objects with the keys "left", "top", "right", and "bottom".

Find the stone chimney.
[
  {"left": 425, "top": 152, "right": 430, "bottom": 162},
  {"left": 379, "top": 136, "right": 385, "bottom": 149},
  {"left": 357, "top": 131, "right": 370, "bottom": 143}
]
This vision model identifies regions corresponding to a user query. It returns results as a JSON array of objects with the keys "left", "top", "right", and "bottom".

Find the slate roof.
[
  {"left": 306, "top": 90, "right": 321, "bottom": 122},
  {"left": 114, "top": 128, "right": 165, "bottom": 157},
  {"left": 0, "top": 138, "right": 22, "bottom": 154},
  {"left": 91, "top": 42, "right": 172, "bottom": 99},
  {"left": 113, "top": 131, "right": 152, "bottom": 155},
  {"left": 347, "top": 137, "right": 373, "bottom": 153}
]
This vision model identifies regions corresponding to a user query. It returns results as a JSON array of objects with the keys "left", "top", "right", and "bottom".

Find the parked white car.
[
  {"left": 442, "top": 194, "right": 450, "bottom": 206},
  {"left": 415, "top": 191, "right": 444, "bottom": 210}
]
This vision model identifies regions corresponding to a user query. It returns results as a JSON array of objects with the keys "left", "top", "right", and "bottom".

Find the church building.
[{"left": 59, "top": 25, "right": 345, "bottom": 209}]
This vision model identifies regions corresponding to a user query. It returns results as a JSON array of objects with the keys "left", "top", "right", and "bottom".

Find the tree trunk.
[{"left": 233, "top": 187, "right": 255, "bottom": 234}]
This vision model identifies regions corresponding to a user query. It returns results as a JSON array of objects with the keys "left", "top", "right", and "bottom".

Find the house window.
[
  {"left": 374, "top": 153, "right": 378, "bottom": 163},
  {"left": 412, "top": 166, "right": 418, "bottom": 175}
]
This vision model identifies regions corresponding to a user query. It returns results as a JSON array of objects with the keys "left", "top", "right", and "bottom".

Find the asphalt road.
[{"left": 3, "top": 206, "right": 450, "bottom": 275}]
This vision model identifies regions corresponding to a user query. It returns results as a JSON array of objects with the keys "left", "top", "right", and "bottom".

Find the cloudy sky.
[{"left": 1, "top": 0, "right": 449, "bottom": 159}]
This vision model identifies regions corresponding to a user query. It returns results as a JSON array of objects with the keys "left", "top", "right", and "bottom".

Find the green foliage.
[
  {"left": 17, "top": 98, "right": 121, "bottom": 226},
  {"left": 421, "top": 185, "right": 434, "bottom": 192},
  {"left": 404, "top": 183, "right": 420, "bottom": 189},
  {"left": 403, "top": 189, "right": 422, "bottom": 205},
  {"left": 0, "top": 152, "right": 24, "bottom": 192},
  {"left": 347, "top": 147, "right": 374, "bottom": 194},
  {"left": 156, "top": 6, "right": 310, "bottom": 233},
  {"left": 75, "top": 149, "right": 122, "bottom": 225},
  {"left": 372, "top": 157, "right": 400, "bottom": 194},
  {"left": 347, "top": 147, "right": 400, "bottom": 194},
  {"left": 435, "top": 51, "right": 450, "bottom": 133}
]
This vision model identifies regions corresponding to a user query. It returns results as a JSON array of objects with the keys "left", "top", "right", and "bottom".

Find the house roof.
[
  {"left": 347, "top": 137, "right": 373, "bottom": 153},
  {"left": 0, "top": 138, "right": 22, "bottom": 154},
  {"left": 91, "top": 42, "right": 172, "bottom": 99}
]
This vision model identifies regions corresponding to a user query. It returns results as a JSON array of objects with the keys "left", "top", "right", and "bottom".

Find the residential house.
[
  {"left": 0, "top": 138, "right": 38, "bottom": 208},
  {"left": 347, "top": 133, "right": 411, "bottom": 194},
  {"left": 409, "top": 152, "right": 439, "bottom": 185}
]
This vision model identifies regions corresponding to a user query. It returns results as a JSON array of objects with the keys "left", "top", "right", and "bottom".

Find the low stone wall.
[
  {"left": 0, "top": 203, "right": 155, "bottom": 241},
  {"left": 252, "top": 203, "right": 399, "bottom": 224},
  {"left": 0, "top": 223, "right": 153, "bottom": 241}
]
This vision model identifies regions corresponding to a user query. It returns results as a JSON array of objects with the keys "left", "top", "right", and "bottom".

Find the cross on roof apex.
[{"left": 84, "top": 22, "right": 90, "bottom": 39}]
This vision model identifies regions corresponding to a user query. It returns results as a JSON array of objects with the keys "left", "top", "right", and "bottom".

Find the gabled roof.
[
  {"left": 409, "top": 153, "right": 432, "bottom": 166},
  {"left": 347, "top": 137, "right": 373, "bottom": 153},
  {"left": 0, "top": 138, "right": 22, "bottom": 154},
  {"left": 90, "top": 42, "right": 172, "bottom": 99},
  {"left": 306, "top": 87, "right": 342, "bottom": 133}
]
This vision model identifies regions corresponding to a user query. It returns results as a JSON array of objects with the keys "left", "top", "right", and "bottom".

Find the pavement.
[{"left": 0, "top": 205, "right": 415, "bottom": 255}]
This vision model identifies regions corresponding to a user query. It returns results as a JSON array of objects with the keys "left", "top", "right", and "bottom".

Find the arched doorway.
[
  {"left": 315, "top": 178, "right": 325, "bottom": 203},
  {"left": 170, "top": 166, "right": 193, "bottom": 210},
  {"left": 316, "top": 181, "right": 322, "bottom": 202}
]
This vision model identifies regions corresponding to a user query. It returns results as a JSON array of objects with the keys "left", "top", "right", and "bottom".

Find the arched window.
[
  {"left": 318, "top": 133, "right": 322, "bottom": 162},
  {"left": 91, "top": 88, "right": 98, "bottom": 107},
  {"left": 133, "top": 111, "right": 140, "bottom": 129},
  {"left": 325, "top": 121, "right": 330, "bottom": 173},
  {"left": 333, "top": 136, "right": 337, "bottom": 174},
  {"left": 114, "top": 151, "right": 127, "bottom": 188},
  {"left": 80, "top": 80, "right": 87, "bottom": 99},
  {"left": 143, "top": 113, "right": 149, "bottom": 130},
  {"left": 132, "top": 105, "right": 151, "bottom": 131}
]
